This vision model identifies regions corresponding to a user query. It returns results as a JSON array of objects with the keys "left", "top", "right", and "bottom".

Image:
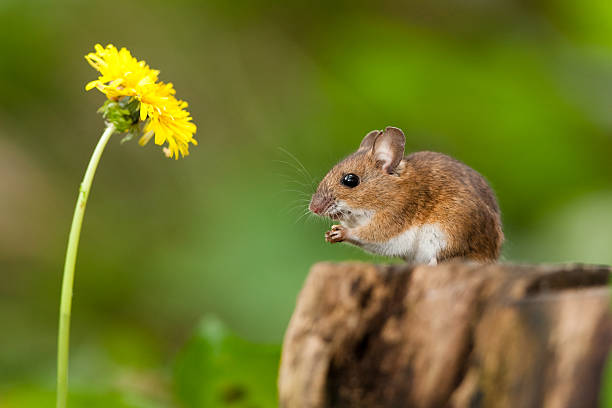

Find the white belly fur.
[{"left": 358, "top": 223, "right": 447, "bottom": 263}]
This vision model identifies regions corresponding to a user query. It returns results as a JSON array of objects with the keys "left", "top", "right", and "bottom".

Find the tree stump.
[{"left": 278, "top": 262, "right": 612, "bottom": 408}]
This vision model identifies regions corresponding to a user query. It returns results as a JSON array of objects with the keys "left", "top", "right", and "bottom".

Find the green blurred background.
[{"left": 2, "top": 0, "right": 612, "bottom": 406}]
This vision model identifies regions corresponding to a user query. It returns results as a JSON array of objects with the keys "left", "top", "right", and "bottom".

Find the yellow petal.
[
  {"left": 85, "top": 80, "right": 100, "bottom": 91},
  {"left": 138, "top": 131, "right": 154, "bottom": 146},
  {"left": 139, "top": 103, "right": 147, "bottom": 121}
]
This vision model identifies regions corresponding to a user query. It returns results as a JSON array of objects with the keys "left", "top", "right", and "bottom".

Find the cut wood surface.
[{"left": 278, "top": 262, "right": 612, "bottom": 408}]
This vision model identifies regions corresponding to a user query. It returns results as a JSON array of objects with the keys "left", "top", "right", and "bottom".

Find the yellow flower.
[
  {"left": 85, "top": 44, "right": 197, "bottom": 159},
  {"left": 85, "top": 44, "right": 158, "bottom": 100}
]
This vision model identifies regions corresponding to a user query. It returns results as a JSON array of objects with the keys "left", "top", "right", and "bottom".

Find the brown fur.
[{"left": 311, "top": 128, "right": 504, "bottom": 262}]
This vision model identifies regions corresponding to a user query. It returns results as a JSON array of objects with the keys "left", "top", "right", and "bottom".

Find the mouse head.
[{"left": 309, "top": 126, "right": 406, "bottom": 225}]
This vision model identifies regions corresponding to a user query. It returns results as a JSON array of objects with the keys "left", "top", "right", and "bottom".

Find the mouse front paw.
[{"left": 325, "top": 224, "right": 346, "bottom": 243}]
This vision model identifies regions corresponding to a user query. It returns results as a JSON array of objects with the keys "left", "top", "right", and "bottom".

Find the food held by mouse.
[{"left": 309, "top": 126, "right": 503, "bottom": 264}]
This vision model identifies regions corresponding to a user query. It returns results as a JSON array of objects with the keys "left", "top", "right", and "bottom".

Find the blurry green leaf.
[
  {"left": 102, "top": 325, "right": 162, "bottom": 369},
  {"left": 173, "top": 316, "right": 280, "bottom": 408},
  {"left": 602, "top": 350, "right": 612, "bottom": 408},
  {"left": 508, "top": 193, "right": 612, "bottom": 264},
  {"left": 548, "top": 0, "right": 612, "bottom": 49},
  {"left": 0, "top": 385, "right": 145, "bottom": 408}
]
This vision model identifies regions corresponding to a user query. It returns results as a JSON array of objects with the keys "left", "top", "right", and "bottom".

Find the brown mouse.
[{"left": 309, "top": 126, "right": 503, "bottom": 264}]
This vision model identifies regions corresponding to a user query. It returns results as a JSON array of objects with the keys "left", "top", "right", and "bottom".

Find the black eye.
[{"left": 341, "top": 173, "right": 360, "bottom": 188}]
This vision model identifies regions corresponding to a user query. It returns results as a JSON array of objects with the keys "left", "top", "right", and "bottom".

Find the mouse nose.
[{"left": 309, "top": 193, "right": 332, "bottom": 215}]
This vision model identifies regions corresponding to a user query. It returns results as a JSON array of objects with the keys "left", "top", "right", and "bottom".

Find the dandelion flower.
[
  {"left": 85, "top": 43, "right": 197, "bottom": 158},
  {"left": 58, "top": 43, "right": 199, "bottom": 408}
]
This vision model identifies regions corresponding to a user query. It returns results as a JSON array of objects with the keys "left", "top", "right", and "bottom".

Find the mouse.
[{"left": 309, "top": 126, "right": 503, "bottom": 264}]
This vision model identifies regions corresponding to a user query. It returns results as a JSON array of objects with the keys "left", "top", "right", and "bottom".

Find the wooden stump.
[{"left": 278, "top": 262, "right": 612, "bottom": 408}]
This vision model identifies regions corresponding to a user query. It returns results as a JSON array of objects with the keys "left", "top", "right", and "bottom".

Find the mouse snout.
[{"left": 309, "top": 192, "right": 334, "bottom": 215}]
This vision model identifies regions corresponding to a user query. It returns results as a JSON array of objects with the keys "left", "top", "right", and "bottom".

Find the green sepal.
[
  {"left": 120, "top": 123, "right": 141, "bottom": 144},
  {"left": 98, "top": 97, "right": 142, "bottom": 135}
]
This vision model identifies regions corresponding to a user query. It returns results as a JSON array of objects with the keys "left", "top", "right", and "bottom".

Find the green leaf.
[{"left": 173, "top": 315, "right": 280, "bottom": 408}]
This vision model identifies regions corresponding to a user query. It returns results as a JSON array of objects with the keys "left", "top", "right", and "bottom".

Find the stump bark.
[{"left": 278, "top": 262, "right": 612, "bottom": 408}]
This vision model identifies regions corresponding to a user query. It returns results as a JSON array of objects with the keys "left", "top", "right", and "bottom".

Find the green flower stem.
[{"left": 57, "top": 123, "right": 115, "bottom": 408}]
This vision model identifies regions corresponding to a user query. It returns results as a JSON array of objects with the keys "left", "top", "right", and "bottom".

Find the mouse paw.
[{"left": 325, "top": 224, "right": 346, "bottom": 243}]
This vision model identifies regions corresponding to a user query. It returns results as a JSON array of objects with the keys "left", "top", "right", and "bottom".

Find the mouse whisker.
[
  {"left": 285, "top": 201, "right": 310, "bottom": 211},
  {"left": 282, "top": 203, "right": 308, "bottom": 216},
  {"left": 281, "top": 191, "right": 311, "bottom": 198},
  {"left": 294, "top": 208, "right": 313, "bottom": 224},
  {"left": 277, "top": 147, "right": 315, "bottom": 184},
  {"left": 274, "top": 159, "right": 314, "bottom": 188},
  {"left": 278, "top": 178, "right": 315, "bottom": 189}
]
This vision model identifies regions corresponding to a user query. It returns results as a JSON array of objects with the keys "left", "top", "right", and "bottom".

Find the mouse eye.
[{"left": 341, "top": 173, "right": 360, "bottom": 188}]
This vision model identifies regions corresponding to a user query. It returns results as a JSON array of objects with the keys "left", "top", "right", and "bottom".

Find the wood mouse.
[{"left": 309, "top": 126, "right": 503, "bottom": 264}]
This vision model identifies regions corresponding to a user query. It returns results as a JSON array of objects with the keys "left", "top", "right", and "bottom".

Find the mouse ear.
[
  {"left": 373, "top": 126, "right": 405, "bottom": 174},
  {"left": 358, "top": 130, "right": 382, "bottom": 152}
]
